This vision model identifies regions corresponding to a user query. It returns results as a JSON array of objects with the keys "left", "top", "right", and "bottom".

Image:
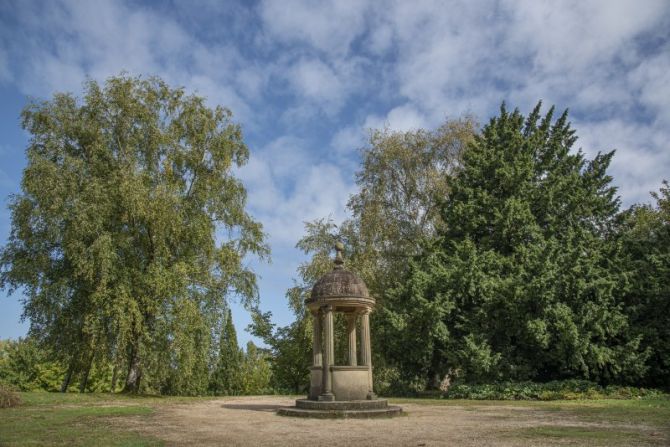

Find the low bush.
[
  {"left": 0, "top": 384, "right": 21, "bottom": 408},
  {"left": 441, "top": 380, "right": 667, "bottom": 401}
]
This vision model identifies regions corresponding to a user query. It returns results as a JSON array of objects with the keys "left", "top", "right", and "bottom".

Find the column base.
[
  {"left": 318, "top": 392, "right": 335, "bottom": 402},
  {"left": 366, "top": 392, "right": 377, "bottom": 400}
]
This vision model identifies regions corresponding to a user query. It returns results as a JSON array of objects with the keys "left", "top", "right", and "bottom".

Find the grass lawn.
[
  {"left": 0, "top": 392, "right": 204, "bottom": 447},
  {"left": 1, "top": 393, "right": 668, "bottom": 446},
  {"left": 391, "top": 397, "right": 670, "bottom": 445}
]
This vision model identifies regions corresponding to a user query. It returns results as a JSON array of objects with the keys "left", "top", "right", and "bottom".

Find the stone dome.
[{"left": 305, "top": 242, "right": 375, "bottom": 309}]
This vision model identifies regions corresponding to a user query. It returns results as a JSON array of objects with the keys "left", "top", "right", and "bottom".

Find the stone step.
[
  {"left": 295, "top": 398, "right": 389, "bottom": 411},
  {"left": 277, "top": 405, "right": 403, "bottom": 419}
]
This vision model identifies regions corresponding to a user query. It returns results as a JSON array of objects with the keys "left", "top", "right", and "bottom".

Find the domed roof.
[{"left": 306, "top": 242, "right": 374, "bottom": 309}]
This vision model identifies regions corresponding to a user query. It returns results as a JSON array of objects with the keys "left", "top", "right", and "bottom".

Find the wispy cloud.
[{"left": 1, "top": 0, "right": 669, "bottom": 338}]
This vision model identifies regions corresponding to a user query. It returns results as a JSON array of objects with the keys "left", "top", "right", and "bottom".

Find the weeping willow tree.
[{"left": 0, "top": 75, "right": 268, "bottom": 394}]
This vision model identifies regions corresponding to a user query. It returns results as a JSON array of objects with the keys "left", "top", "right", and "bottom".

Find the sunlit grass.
[{"left": 0, "top": 399, "right": 159, "bottom": 446}]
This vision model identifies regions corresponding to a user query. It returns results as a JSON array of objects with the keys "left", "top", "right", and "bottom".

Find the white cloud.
[
  {"left": 288, "top": 58, "right": 344, "bottom": 105},
  {"left": 359, "top": 103, "right": 429, "bottom": 135},
  {"left": 239, "top": 135, "right": 355, "bottom": 248},
  {"left": 0, "top": 0, "right": 266, "bottom": 126},
  {"left": 365, "top": 22, "right": 394, "bottom": 55},
  {"left": 258, "top": 0, "right": 369, "bottom": 56},
  {"left": 331, "top": 125, "right": 365, "bottom": 155},
  {"left": 2, "top": 0, "right": 669, "bottom": 340},
  {"left": 628, "top": 51, "right": 670, "bottom": 126},
  {"left": 385, "top": 105, "right": 429, "bottom": 132},
  {"left": 575, "top": 118, "right": 670, "bottom": 206}
]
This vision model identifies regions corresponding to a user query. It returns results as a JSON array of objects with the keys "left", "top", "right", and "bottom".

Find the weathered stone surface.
[
  {"left": 305, "top": 242, "right": 375, "bottom": 308},
  {"left": 295, "top": 398, "right": 389, "bottom": 410},
  {"left": 331, "top": 366, "right": 369, "bottom": 401},
  {"left": 309, "top": 268, "right": 370, "bottom": 301},
  {"left": 277, "top": 405, "right": 402, "bottom": 419}
]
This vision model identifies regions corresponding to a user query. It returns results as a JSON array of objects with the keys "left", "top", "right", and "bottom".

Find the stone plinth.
[
  {"left": 277, "top": 399, "right": 402, "bottom": 419},
  {"left": 331, "top": 366, "right": 369, "bottom": 401}
]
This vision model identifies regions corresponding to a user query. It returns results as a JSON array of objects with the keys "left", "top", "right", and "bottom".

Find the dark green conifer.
[
  {"left": 388, "top": 103, "right": 647, "bottom": 385},
  {"left": 210, "top": 309, "right": 243, "bottom": 395}
]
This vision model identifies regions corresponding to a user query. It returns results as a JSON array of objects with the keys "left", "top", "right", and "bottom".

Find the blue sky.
[{"left": 1, "top": 0, "right": 669, "bottom": 347}]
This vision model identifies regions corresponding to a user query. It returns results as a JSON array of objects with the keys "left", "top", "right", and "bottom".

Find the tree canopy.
[
  {"left": 250, "top": 117, "right": 477, "bottom": 392},
  {"left": 0, "top": 75, "right": 268, "bottom": 394},
  {"left": 2, "top": 87, "right": 668, "bottom": 395},
  {"left": 386, "top": 103, "right": 647, "bottom": 386},
  {"left": 277, "top": 103, "right": 667, "bottom": 393}
]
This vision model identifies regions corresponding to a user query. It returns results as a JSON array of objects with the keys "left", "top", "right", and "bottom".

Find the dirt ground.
[{"left": 115, "top": 396, "right": 667, "bottom": 446}]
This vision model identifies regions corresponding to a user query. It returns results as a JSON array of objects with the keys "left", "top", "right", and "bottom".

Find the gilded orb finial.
[{"left": 334, "top": 241, "right": 344, "bottom": 267}]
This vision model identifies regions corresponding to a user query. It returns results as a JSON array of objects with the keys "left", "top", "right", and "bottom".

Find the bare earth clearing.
[{"left": 115, "top": 396, "right": 668, "bottom": 446}]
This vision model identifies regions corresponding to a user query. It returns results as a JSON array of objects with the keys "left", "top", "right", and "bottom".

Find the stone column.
[
  {"left": 319, "top": 305, "right": 335, "bottom": 401},
  {"left": 346, "top": 313, "right": 357, "bottom": 366},
  {"left": 360, "top": 308, "right": 375, "bottom": 399},
  {"left": 311, "top": 309, "right": 322, "bottom": 367}
]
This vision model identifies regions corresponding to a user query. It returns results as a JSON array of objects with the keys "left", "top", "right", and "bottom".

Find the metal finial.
[{"left": 334, "top": 241, "right": 344, "bottom": 268}]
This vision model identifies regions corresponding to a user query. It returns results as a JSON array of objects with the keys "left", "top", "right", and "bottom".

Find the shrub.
[
  {"left": 0, "top": 384, "right": 21, "bottom": 408},
  {"left": 441, "top": 380, "right": 668, "bottom": 401}
]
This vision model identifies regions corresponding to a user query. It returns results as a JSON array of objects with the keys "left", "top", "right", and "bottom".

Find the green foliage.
[
  {"left": 347, "top": 118, "right": 476, "bottom": 296},
  {"left": 387, "top": 103, "right": 647, "bottom": 385},
  {"left": 0, "top": 75, "right": 268, "bottom": 395},
  {"left": 0, "top": 338, "right": 64, "bottom": 391},
  {"left": 209, "top": 309, "right": 243, "bottom": 395},
  {"left": 249, "top": 309, "right": 311, "bottom": 393},
  {"left": 443, "top": 380, "right": 668, "bottom": 401},
  {"left": 255, "top": 119, "right": 476, "bottom": 393},
  {"left": 619, "top": 181, "right": 670, "bottom": 388},
  {"left": 239, "top": 341, "right": 273, "bottom": 395}
]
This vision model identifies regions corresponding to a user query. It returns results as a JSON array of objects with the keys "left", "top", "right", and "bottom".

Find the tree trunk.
[
  {"left": 110, "top": 363, "right": 118, "bottom": 393},
  {"left": 79, "top": 353, "right": 95, "bottom": 393},
  {"left": 60, "top": 360, "right": 75, "bottom": 393},
  {"left": 123, "top": 344, "right": 142, "bottom": 393}
]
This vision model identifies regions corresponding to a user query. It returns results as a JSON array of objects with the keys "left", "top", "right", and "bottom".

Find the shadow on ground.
[{"left": 221, "top": 403, "right": 283, "bottom": 412}]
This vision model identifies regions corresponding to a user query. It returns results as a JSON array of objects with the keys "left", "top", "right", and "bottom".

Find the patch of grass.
[
  {"left": 393, "top": 397, "right": 670, "bottom": 445},
  {"left": 0, "top": 393, "right": 170, "bottom": 446},
  {"left": 514, "top": 426, "right": 651, "bottom": 445},
  {"left": 442, "top": 380, "right": 669, "bottom": 401},
  {"left": 389, "top": 397, "right": 543, "bottom": 407},
  {"left": 549, "top": 399, "right": 670, "bottom": 429}
]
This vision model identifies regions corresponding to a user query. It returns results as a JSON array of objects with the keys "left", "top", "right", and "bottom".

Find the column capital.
[
  {"left": 321, "top": 304, "right": 334, "bottom": 313},
  {"left": 358, "top": 307, "right": 372, "bottom": 316}
]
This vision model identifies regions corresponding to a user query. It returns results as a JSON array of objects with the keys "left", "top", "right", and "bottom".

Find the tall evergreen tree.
[
  {"left": 619, "top": 181, "right": 670, "bottom": 387},
  {"left": 210, "top": 309, "right": 243, "bottom": 395},
  {"left": 239, "top": 341, "right": 272, "bottom": 395},
  {"left": 387, "top": 103, "right": 647, "bottom": 386}
]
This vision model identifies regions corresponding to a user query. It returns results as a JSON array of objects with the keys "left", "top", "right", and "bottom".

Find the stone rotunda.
[{"left": 277, "top": 243, "right": 402, "bottom": 418}]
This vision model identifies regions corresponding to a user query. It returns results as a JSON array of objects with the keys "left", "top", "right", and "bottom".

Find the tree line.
[
  {"left": 253, "top": 105, "right": 669, "bottom": 394},
  {"left": 1, "top": 75, "right": 668, "bottom": 395}
]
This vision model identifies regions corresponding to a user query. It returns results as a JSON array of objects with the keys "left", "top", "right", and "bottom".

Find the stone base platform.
[{"left": 277, "top": 399, "right": 402, "bottom": 419}]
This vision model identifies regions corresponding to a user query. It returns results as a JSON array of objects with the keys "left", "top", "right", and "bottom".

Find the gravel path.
[{"left": 120, "top": 396, "right": 664, "bottom": 446}]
